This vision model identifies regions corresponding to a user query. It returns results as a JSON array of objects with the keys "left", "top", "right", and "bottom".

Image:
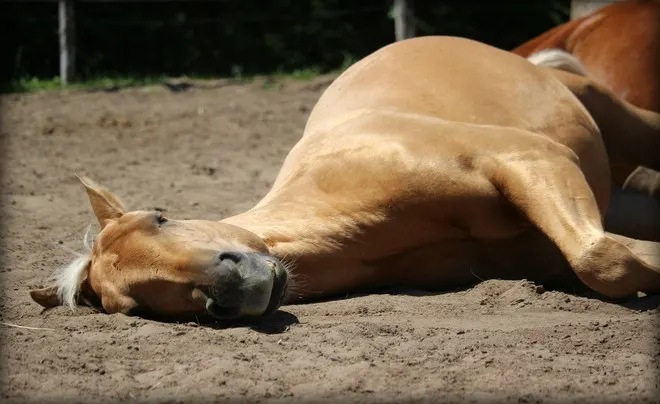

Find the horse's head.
[{"left": 29, "top": 176, "right": 289, "bottom": 321}]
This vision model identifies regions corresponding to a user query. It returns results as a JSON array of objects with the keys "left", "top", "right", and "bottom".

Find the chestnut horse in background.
[{"left": 512, "top": 0, "right": 660, "bottom": 189}]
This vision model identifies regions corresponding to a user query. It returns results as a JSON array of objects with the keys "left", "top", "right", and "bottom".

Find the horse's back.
[{"left": 304, "top": 36, "right": 596, "bottom": 152}]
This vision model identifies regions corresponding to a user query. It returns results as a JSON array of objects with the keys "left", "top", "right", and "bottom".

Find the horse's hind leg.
[{"left": 487, "top": 153, "right": 660, "bottom": 298}]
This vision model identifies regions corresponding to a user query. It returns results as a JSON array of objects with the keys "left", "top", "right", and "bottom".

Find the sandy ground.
[{"left": 1, "top": 76, "right": 659, "bottom": 403}]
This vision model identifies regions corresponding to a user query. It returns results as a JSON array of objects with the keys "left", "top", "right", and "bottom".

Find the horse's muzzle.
[{"left": 205, "top": 251, "right": 288, "bottom": 320}]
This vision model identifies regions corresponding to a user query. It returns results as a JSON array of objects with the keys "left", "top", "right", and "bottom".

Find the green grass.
[
  {"left": 2, "top": 55, "right": 359, "bottom": 94},
  {"left": 1, "top": 75, "right": 172, "bottom": 94},
  {"left": 289, "top": 66, "right": 322, "bottom": 80}
]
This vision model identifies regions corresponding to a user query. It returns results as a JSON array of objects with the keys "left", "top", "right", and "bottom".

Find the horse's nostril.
[
  {"left": 218, "top": 251, "right": 245, "bottom": 263},
  {"left": 263, "top": 259, "right": 278, "bottom": 274}
]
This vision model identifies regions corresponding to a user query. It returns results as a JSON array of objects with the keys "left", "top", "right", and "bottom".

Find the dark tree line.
[{"left": 1, "top": 0, "right": 570, "bottom": 83}]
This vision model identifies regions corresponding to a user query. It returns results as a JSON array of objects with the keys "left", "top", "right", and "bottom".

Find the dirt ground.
[{"left": 1, "top": 76, "right": 659, "bottom": 403}]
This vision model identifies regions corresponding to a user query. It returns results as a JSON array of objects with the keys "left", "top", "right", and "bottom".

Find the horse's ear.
[
  {"left": 29, "top": 257, "right": 100, "bottom": 310},
  {"left": 29, "top": 287, "right": 61, "bottom": 308},
  {"left": 77, "top": 175, "right": 126, "bottom": 228},
  {"left": 29, "top": 283, "right": 100, "bottom": 310}
]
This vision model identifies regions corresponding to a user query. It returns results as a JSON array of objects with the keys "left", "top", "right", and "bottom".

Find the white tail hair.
[
  {"left": 527, "top": 49, "right": 589, "bottom": 77},
  {"left": 52, "top": 224, "right": 94, "bottom": 310}
]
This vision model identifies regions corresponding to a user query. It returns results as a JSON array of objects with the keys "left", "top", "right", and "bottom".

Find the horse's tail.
[{"left": 526, "top": 49, "right": 589, "bottom": 77}]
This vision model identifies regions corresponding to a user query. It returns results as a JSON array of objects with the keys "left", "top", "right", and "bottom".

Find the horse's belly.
[{"left": 367, "top": 230, "right": 580, "bottom": 292}]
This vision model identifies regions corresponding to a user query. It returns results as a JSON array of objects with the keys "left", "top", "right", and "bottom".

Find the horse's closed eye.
[{"left": 155, "top": 212, "right": 168, "bottom": 225}]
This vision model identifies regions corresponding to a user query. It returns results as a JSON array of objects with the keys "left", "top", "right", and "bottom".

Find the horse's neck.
[{"left": 220, "top": 195, "right": 382, "bottom": 262}]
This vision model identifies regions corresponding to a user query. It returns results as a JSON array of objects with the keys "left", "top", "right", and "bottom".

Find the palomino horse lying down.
[
  {"left": 30, "top": 36, "right": 660, "bottom": 321},
  {"left": 512, "top": 0, "right": 660, "bottom": 191}
]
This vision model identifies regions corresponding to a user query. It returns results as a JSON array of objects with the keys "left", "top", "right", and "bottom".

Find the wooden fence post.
[
  {"left": 59, "top": 0, "right": 75, "bottom": 86},
  {"left": 392, "top": 0, "right": 415, "bottom": 41}
]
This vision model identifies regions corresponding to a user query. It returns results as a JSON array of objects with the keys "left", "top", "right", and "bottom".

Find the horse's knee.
[{"left": 573, "top": 236, "right": 642, "bottom": 298}]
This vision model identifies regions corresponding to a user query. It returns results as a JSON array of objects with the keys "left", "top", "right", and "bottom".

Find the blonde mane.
[{"left": 52, "top": 225, "right": 94, "bottom": 310}]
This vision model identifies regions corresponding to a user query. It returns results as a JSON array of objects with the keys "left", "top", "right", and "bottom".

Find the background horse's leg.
[
  {"left": 604, "top": 186, "right": 660, "bottom": 242},
  {"left": 622, "top": 166, "right": 660, "bottom": 199},
  {"left": 545, "top": 68, "right": 660, "bottom": 187}
]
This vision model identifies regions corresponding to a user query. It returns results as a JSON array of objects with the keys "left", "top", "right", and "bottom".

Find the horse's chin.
[{"left": 263, "top": 259, "right": 289, "bottom": 315}]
